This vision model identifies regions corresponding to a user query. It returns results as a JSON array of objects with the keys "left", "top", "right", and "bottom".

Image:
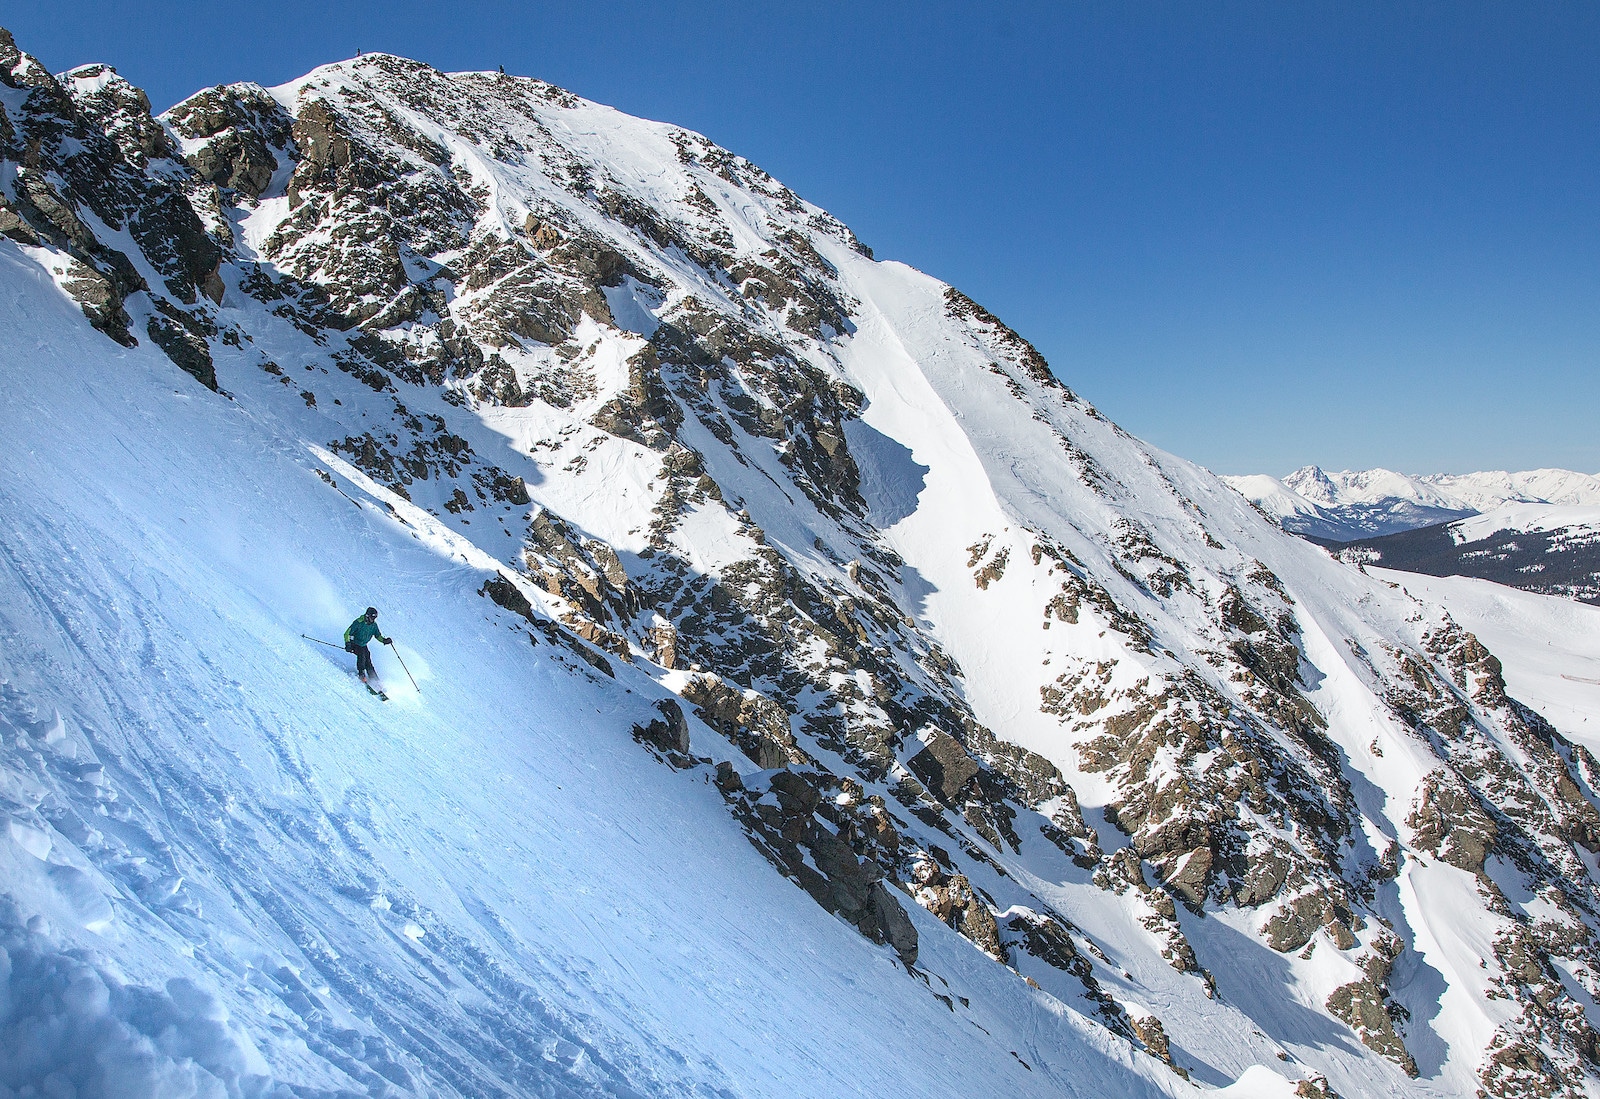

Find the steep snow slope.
[
  {"left": 0, "top": 243, "right": 1178, "bottom": 1098},
  {"left": 3, "top": 30, "right": 1600, "bottom": 1099},
  {"left": 1373, "top": 571, "right": 1600, "bottom": 749}
]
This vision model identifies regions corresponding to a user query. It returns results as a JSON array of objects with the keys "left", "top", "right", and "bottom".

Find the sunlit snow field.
[{"left": 0, "top": 244, "right": 1201, "bottom": 1098}]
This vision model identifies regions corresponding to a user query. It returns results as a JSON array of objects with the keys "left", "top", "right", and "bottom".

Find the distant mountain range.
[
  {"left": 1226, "top": 467, "right": 1600, "bottom": 603},
  {"left": 1224, "top": 465, "right": 1600, "bottom": 542}
]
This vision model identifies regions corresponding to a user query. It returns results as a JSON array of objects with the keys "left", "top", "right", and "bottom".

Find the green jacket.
[{"left": 344, "top": 617, "right": 389, "bottom": 648}]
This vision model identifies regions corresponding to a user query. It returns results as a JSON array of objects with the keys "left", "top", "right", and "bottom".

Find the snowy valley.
[{"left": 3, "top": 28, "right": 1600, "bottom": 1098}]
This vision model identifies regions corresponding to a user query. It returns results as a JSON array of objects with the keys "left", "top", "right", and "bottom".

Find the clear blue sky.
[{"left": 8, "top": 2, "right": 1598, "bottom": 475}]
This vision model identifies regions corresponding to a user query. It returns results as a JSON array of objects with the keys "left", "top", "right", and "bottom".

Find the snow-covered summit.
[{"left": 3, "top": 27, "right": 1600, "bottom": 1098}]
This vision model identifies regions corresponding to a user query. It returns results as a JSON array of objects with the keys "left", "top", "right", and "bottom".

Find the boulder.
[
  {"left": 633, "top": 703, "right": 689, "bottom": 758},
  {"left": 906, "top": 729, "right": 980, "bottom": 804},
  {"left": 870, "top": 882, "right": 918, "bottom": 966},
  {"left": 1326, "top": 979, "right": 1417, "bottom": 1076}
]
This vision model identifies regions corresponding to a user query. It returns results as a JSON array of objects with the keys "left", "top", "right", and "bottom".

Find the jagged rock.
[
  {"left": 679, "top": 672, "right": 804, "bottom": 769},
  {"left": 907, "top": 730, "right": 980, "bottom": 804},
  {"left": 722, "top": 769, "right": 918, "bottom": 965},
  {"left": 1000, "top": 907, "right": 1125, "bottom": 1027},
  {"left": 1159, "top": 845, "right": 1213, "bottom": 912},
  {"left": 633, "top": 698, "right": 690, "bottom": 756},
  {"left": 16, "top": 170, "right": 98, "bottom": 254},
  {"left": 61, "top": 259, "right": 135, "bottom": 345},
  {"left": 769, "top": 769, "right": 821, "bottom": 815},
  {"left": 167, "top": 85, "right": 291, "bottom": 200},
  {"left": 1262, "top": 888, "right": 1356, "bottom": 954},
  {"left": 1295, "top": 1074, "right": 1339, "bottom": 1099},
  {"left": 1235, "top": 847, "right": 1291, "bottom": 907},
  {"left": 809, "top": 826, "right": 882, "bottom": 913},
  {"left": 0, "top": 200, "right": 38, "bottom": 244},
  {"left": 189, "top": 127, "right": 278, "bottom": 198},
  {"left": 562, "top": 615, "right": 631, "bottom": 662},
  {"left": 590, "top": 346, "right": 681, "bottom": 446},
  {"left": 1326, "top": 979, "right": 1417, "bottom": 1076},
  {"left": 1407, "top": 770, "right": 1496, "bottom": 873},
  {"left": 287, "top": 98, "right": 352, "bottom": 201},
  {"left": 713, "top": 760, "right": 743, "bottom": 793},
  {"left": 1480, "top": 1032, "right": 1565, "bottom": 1099},
  {"left": 1094, "top": 848, "right": 1203, "bottom": 975},
  {"left": 871, "top": 882, "right": 918, "bottom": 966},
  {"left": 912, "top": 860, "right": 1004, "bottom": 961},
  {"left": 1129, "top": 1015, "right": 1175, "bottom": 1066},
  {"left": 145, "top": 302, "right": 217, "bottom": 390},
  {"left": 942, "top": 286, "right": 1064, "bottom": 390},
  {"left": 650, "top": 621, "right": 678, "bottom": 669},
  {"left": 62, "top": 64, "right": 172, "bottom": 167},
  {"left": 481, "top": 571, "right": 535, "bottom": 615}
]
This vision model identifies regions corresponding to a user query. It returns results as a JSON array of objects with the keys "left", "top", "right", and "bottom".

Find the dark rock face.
[
  {"left": 722, "top": 770, "right": 918, "bottom": 965},
  {"left": 679, "top": 673, "right": 805, "bottom": 770},
  {"left": 907, "top": 730, "right": 980, "bottom": 804},
  {"left": 911, "top": 860, "right": 1003, "bottom": 961},
  {"left": 1262, "top": 889, "right": 1357, "bottom": 954},
  {"left": 634, "top": 698, "right": 690, "bottom": 755},
  {"left": 168, "top": 86, "right": 289, "bottom": 200},
  {"left": 1326, "top": 979, "right": 1417, "bottom": 1077},
  {"left": 145, "top": 306, "right": 217, "bottom": 390},
  {"left": 0, "top": 34, "right": 224, "bottom": 366},
  {"left": 0, "top": 201, "right": 38, "bottom": 243},
  {"left": 1407, "top": 771, "right": 1496, "bottom": 874}
]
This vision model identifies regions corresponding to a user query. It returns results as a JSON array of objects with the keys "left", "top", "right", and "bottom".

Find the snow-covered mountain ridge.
[
  {"left": 1324, "top": 506, "right": 1600, "bottom": 606},
  {"left": 3, "top": 28, "right": 1600, "bottom": 1098},
  {"left": 1229, "top": 468, "right": 1600, "bottom": 602},
  {"left": 1226, "top": 465, "right": 1600, "bottom": 543}
]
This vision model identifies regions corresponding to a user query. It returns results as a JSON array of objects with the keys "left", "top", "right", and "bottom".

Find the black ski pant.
[{"left": 347, "top": 642, "right": 375, "bottom": 678}]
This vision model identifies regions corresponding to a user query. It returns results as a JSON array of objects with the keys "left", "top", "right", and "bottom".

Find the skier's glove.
[{"left": 382, "top": 637, "right": 393, "bottom": 645}]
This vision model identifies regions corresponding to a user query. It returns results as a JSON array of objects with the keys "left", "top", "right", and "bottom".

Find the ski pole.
[
  {"left": 301, "top": 634, "right": 345, "bottom": 649},
  {"left": 389, "top": 644, "right": 420, "bottom": 694}
]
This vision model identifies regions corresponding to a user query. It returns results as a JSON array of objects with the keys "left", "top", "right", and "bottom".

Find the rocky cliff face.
[{"left": 4, "top": 28, "right": 1600, "bottom": 1097}]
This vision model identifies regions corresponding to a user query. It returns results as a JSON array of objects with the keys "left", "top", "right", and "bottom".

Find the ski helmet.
[{"left": 365, "top": 606, "right": 378, "bottom": 617}]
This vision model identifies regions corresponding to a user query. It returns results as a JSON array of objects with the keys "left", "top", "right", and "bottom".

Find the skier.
[{"left": 344, "top": 606, "right": 392, "bottom": 697}]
